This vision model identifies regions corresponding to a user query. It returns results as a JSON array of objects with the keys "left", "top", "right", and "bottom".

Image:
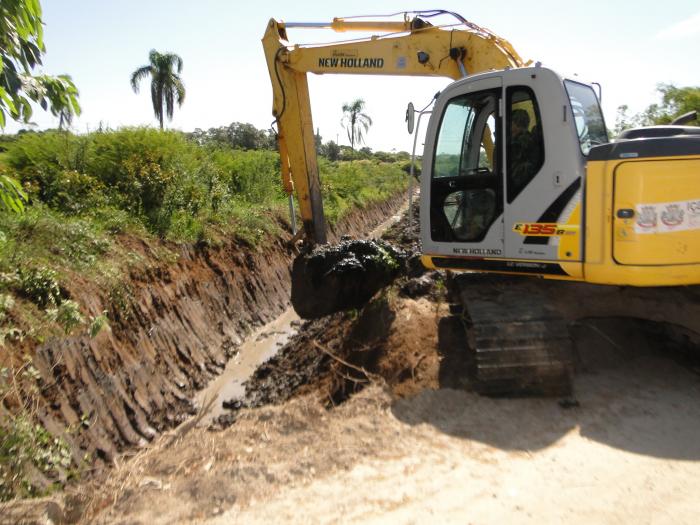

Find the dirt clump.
[
  {"left": 290, "top": 195, "right": 423, "bottom": 320},
  {"left": 290, "top": 239, "right": 408, "bottom": 319}
]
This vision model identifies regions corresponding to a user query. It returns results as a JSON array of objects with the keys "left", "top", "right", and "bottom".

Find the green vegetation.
[
  {"left": 131, "top": 50, "right": 186, "bottom": 130},
  {"left": 0, "top": 411, "right": 73, "bottom": 500},
  {"left": 0, "top": 0, "right": 81, "bottom": 128},
  {"left": 189, "top": 122, "right": 277, "bottom": 150},
  {"left": 1, "top": 127, "right": 409, "bottom": 243},
  {"left": 614, "top": 83, "right": 699, "bottom": 135},
  {"left": 0, "top": 0, "right": 81, "bottom": 214},
  {"left": 0, "top": 124, "right": 409, "bottom": 500},
  {"left": 320, "top": 158, "right": 409, "bottom": 224},
  {"left": 0, "top": 173, "right": 26, "bottom": 212},
  {"left": 0, "top": 126, "right": 410, "bottom": 343}
]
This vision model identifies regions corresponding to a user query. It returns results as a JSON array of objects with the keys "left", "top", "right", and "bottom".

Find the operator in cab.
[{"left": 509, "top": 108, "right": 540, "bottom": 194}]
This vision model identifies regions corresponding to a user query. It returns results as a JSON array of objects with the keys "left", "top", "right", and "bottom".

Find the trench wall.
[{"left": 27, "top": 193, "right": 407, "bottom": 461}]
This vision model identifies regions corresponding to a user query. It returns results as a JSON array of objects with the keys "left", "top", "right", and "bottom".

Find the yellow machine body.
[
  {"left": 421, "top": 152, "right": 700, "bottom": 286},
  {"left": 263, "top": 12, "right": 700, "bottom": 288}
]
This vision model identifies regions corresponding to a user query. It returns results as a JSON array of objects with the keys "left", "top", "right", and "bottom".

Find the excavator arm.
[{"left": 262, "top": 12, "right": 525, "bottom": 245}]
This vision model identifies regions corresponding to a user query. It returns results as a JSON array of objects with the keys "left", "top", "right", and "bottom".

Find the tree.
[
  {"left": 320, "top": 140, "right": 340, "bottom": 161},
  {"left": 187, "top": 122, "right": 276, "bottom": 150},
  {"left": 0, "top": 0, "right": 81, "bottom": 213},
  {"left": 642, "top": 84, "right": 699, "bottom": 125},
  {"left": 131, "top": 50, "right": 186, "bottom": 130},
  {"left": 613, "top": 104, "right": 634, "bottom": 136},
  {"left": 341, "top": 98, "right": 372, "bottom": 150},
  {"left": 617, "top": 84, "right": 700, "bottom": 134},
  {"left": 0, "top": 174, "right": 27, "bottom": 213}
]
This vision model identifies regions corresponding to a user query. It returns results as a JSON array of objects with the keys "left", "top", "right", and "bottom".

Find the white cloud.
[{"left": 655, "top": 12, "right": 700, "bottom": 40}]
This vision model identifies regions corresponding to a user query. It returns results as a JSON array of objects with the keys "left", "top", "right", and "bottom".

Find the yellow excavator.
[{"left": 263, "top": 11, "right": 700, "bottom": 394}]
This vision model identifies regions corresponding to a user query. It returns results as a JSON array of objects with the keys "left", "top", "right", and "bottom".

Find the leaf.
[
  {"left": 88, "top": 312, "right": 110, "bottom": 338},
  {"left": 0, "top": 174, "right": 27, "bottom": 213}
]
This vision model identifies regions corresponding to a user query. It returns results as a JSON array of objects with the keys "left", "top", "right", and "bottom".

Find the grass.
[
  {"left": 0, "top": 127, "right": 409, "bottom": 346},
  {"left": 0, "top": 127, "right": 410, "bottom": 500}
]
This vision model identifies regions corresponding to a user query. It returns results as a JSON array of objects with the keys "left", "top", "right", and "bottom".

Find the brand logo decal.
[
  {"left": 452, "top": 247, "right": 503, "bottom": 256},
  {"left": 318, "top": 57, "right": 385, "bottom": 68},
  {"left": 513, "top": 223, "right": 577, "bottom": 236}
]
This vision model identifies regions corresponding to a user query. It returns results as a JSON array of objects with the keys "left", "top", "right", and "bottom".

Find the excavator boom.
[{"left": 262, "top": 13, "right": 525, "bottom": 244}]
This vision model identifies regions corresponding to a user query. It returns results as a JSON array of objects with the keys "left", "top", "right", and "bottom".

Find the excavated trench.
[{"left": 12, "top": 192, "right": 409, "bottom": 471}]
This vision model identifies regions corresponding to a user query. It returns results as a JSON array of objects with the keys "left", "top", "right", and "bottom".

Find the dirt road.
[
  {"left": 83, "top": 297, "right": 700, "bottom": 524},
  {"left": 210, "top": 359, "right": 700, "bottom": 524}
]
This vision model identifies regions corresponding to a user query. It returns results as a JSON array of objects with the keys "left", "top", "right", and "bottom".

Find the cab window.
[
  {"left": 506, "top": 87, "right": 545, "bottom": 203},
  {"left": 564, "top": 80, "right": 608, "bottom": 155},
  {"left": 433, "top": 92, "right": 498, "bottom": 178},
  {"left": 431, "top": 89, "right": 502, "bottom": 243}
]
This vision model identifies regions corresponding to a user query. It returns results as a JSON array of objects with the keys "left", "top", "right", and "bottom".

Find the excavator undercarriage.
[{"left": 448, "top": 273, "right": 700, "bottom": 396}]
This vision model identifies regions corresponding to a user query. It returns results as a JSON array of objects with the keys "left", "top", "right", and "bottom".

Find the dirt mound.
[{"left": 215, "top": 270, "right": 468, "bottom": 427}]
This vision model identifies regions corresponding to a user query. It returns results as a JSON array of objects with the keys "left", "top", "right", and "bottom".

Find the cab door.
[
  {"left": 502, "top": 70, "right": 589, "bottom": 269},
  {"left": 421, "top": 76, "right": 504, "bottom": 259}
]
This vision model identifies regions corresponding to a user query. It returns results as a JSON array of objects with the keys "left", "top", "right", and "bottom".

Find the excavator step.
[{"left": 454, "top": 274, "right": 574, "bottom": 397}]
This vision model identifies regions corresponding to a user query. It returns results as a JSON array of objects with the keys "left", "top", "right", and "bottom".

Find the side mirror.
[{"left": 406, "top": 102, "right": 415, "bottom": 134}]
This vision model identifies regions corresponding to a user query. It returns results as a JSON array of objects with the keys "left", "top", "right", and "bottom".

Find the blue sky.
[{"left": 5, "top": 1, "right": 700, "bottom": 151}]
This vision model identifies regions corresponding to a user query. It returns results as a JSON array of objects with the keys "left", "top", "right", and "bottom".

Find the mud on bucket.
[{"left": 291, "top": 239, "right": 407, "bottom": 319}]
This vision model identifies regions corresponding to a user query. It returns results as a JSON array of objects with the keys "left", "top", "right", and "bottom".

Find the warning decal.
[{"left": 634, "top": 199, "right": 700, "bottom": 234}]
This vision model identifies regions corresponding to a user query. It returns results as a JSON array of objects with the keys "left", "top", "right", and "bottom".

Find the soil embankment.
[{"left": 19, "top": 192, "right": 409, "bottom": 466}]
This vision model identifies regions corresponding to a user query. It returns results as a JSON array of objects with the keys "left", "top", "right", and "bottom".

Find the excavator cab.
[{"left": 421, "top": 66, "right": 604, "bottom": 279}]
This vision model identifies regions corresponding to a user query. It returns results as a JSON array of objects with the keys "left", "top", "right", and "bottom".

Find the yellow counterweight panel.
[
  {"left": 584, "top": 155, "right": 700, "bottom": 286},
  {"left": 613, "top": 159, "right": 700, "bottom": 265}
]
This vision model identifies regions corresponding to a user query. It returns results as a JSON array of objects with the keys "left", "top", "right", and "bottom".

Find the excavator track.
[
  {"left": 451, "top": 273, "right": 700, "bottom": 397},
  {"left": 453, "top": 274, "right": 574, "bottom": 396}
]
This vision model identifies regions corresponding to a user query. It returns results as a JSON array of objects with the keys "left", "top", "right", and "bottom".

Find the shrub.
[
  {"left": 46, "top": 300, "right": 84, "bottom": 335},
  {"left": 2, "top": 128, "right": 410, "bottom": 243},
  {"left": 15, "top": 267, "right": 62, "bottom": 308},
  {"left": 0, "top": 413, "right": 72, "bottom": 501}
]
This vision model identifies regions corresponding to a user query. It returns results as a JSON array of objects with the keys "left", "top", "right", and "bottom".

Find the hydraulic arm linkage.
[{"left": 262, "top": 11, "right": 525, "bottom": 245}]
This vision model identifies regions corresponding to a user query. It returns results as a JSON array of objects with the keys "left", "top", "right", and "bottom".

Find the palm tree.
[
  {"left": 131, "top": 50, "right": 185, "bottom": 130},
  {"left": 341, "top": 98, "right": 372, "bottom": 150}
]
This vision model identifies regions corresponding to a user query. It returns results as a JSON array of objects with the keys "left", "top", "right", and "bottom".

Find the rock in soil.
[{"left": 291, "top": 239, "right": 407, "bottom": 319}]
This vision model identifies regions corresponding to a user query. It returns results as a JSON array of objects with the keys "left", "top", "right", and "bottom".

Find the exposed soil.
[
  {"left": 1, "top": 192, "right": 410, "bottom": 472},
  {"left": 214, "top": 202, "right": 451, "bottom": 427},
  {"left": 65, "top": 315, "right": 700, "bottom": 525},
  {"left": 215, "top": 283, "right": 452, "bottom": 428}
]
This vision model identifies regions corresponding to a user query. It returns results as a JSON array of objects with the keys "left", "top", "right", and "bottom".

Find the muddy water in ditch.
[
  {"left": 196, "top": 197, "right": 412, "bottom": 424},
  {"left": 196, "top": 308, "right": 301, "bottom": 425}
]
